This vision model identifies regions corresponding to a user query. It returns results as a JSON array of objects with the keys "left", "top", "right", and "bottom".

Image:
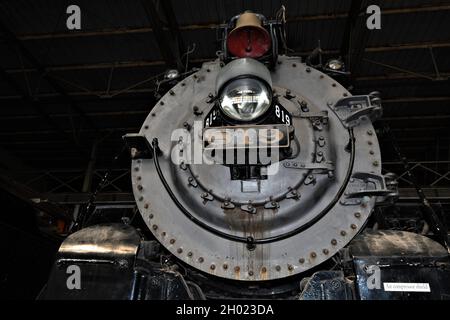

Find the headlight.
[{"left": 219, "top": 78, "right": 271, "bottom": 121}]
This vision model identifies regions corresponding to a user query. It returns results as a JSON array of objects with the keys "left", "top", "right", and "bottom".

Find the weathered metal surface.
[
  {"left": 349, "top": 230, "right": 448, "bottom": 257},
  {"left": 350, "top": 230, "right": 450, "bottom": 300},
  {"left": 41, "top": 225, "right": 197, "bottom": 300},
  {"left": 132, "top": 55, "right": 383, "bottom": 281},
  {"left": 299, "top": 271, "right": 354, "bottom": 300},
  {"left": 58, "top": 223, "right": 141, "bottom": 265}
]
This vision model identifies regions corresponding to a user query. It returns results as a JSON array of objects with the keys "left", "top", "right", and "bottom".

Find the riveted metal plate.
[{"left": 131, "top": 56, "right": 381, "bottom": 281}]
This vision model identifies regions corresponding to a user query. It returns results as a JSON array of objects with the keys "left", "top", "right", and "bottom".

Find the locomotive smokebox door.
[
  {"left": 39, "top": 9, "right": 449, "bottom": 301},
  {"left": 130, "top": 51, "right": 391, "bottom": 281}
]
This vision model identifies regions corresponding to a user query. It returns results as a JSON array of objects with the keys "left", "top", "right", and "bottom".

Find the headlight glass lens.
[{"left": 219, "top": 78, "right": 271, "bottom": 121}]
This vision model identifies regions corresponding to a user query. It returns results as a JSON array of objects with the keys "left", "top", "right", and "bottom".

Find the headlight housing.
[
  {"left": 215, "top": 58, "right": 273, "bottom": 123},
  {"left": 219, "top": 77, "right": 272, "bottom": 121}
]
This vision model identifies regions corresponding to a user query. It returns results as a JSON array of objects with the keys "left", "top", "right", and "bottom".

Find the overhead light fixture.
[
  {"left": 326, "top": 59, "right": 344, "bottom": 71},
  {"left": 164, "top": 69, "right": 179, "bottom": 80}
]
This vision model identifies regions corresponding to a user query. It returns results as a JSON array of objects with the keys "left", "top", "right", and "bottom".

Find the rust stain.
[
  {"left": 234, "top": 266, "right": 241, "bottom": 280},
  {"left": 223, "top": 204, "right": 273, "bottom": 280},
  {"left": 260, "top": 266, "right": 268, "bottom": 280}
]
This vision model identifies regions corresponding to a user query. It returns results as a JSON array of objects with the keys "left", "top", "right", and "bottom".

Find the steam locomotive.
[{"left": 41, "top": 11, "right": 450, "bottom": 300}]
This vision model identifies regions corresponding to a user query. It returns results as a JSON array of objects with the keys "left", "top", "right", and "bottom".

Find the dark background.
[{"left": 0, "top": 0, "right": 449, "bottom": 299}]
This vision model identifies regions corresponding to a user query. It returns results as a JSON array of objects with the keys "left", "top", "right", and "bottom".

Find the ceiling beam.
[
  {"left": 160, "top": 0, "right": 185, "bottom": 66},
  {"left": 0, "top": 146, "right": 32, "bottom": 173},
  {"left": 4, "top": 41, "right": 449, "bottom": 75},
  {"left": 383, "top": 96, "right": 450, "bottom": 103},
  {"left": 340, "top": 0, "right": 373, "bottom": 81},
  {"left": 355, "top": 72, "right": 450, "bottom": 81},
  {"left": 45, "top": 192, "right": 134, "bottom": 205},
  {"left": 0, "top": 169, "right": 73, "bottom": 222},
  {"left": 0, "top": 67, "right": 88, "bottom": 155},
  {"left": 14, "top": 4, "right": 450, "bottom": 41},
  {"left": 0, "top": 19, "right": 97, "bottom": 132},
  {"left": 340, "top": 0, "right": 363, "bottom": 60},
  {"left": 382, "top": 115, "right": 450, "bottom": 121},
  {"left": 141, "top": 0, "right": 182, "bottom": 69},
  {"left": 0, "top": 87, "right": 158, "bottom": 99},
  {"left": 0, "top": 110, "right": 148, "bottom": 121},
  {"left": 0, "top": 127, "right": 139, "bottom": 136},
  {"left": 42, "top": 187, "right": 450, "bottom": 205}
]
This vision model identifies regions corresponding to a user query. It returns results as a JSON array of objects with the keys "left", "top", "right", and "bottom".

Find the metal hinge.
[
  {"left": 264, "top": 200, "right": 280, "bottom": 209},
  {"left": 332, "top": 92, "right": 382, "bottom": 128},
  {"left": 293, "top": 110, "right": 329, "bottom": 131},
  {"left": 283, "top": 161, "right": 334, "bottom": 173},
  {"left": 341, "top": 172, "right": 398, "bottom": 205},
  {"left": 241, "top": 204, "right": 257, "bottom": 214}
]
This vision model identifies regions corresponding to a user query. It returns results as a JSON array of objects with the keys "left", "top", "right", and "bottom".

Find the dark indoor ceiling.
[{"left": 0, "top": 0, "right": 449, "bottom": 203}]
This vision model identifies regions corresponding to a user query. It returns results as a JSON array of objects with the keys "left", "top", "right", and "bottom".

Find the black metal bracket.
[
  {"left": 341, "top": 172, "right": 399, "bottom": 205},
  {"left": 333, "top": 92, "right": 382, "bottom": 128},
  {"left": 123, "top": 133, "right": 156, "bottom": 159}
]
